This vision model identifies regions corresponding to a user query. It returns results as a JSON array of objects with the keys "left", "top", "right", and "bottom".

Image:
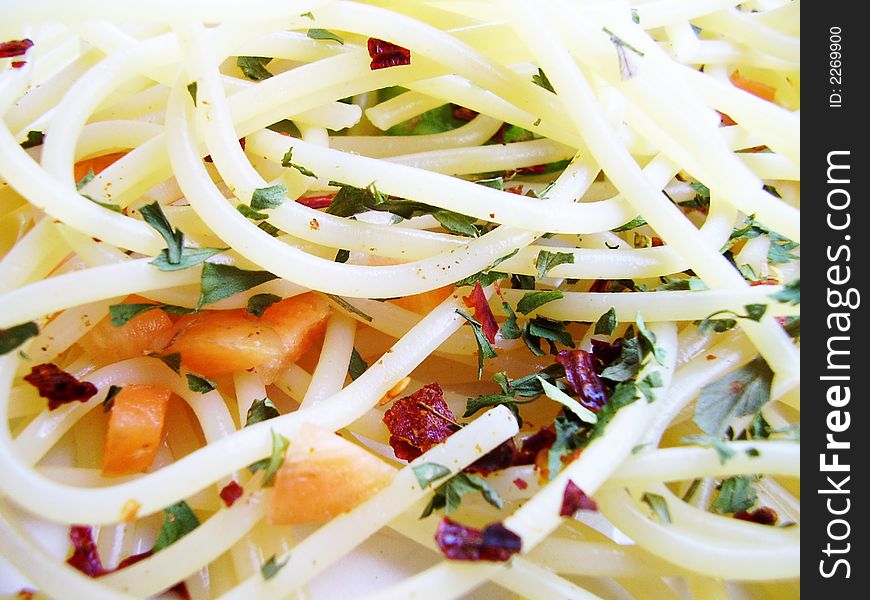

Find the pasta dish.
[{"left": 0, "top": 1, "right": 800, "bottom": 598}]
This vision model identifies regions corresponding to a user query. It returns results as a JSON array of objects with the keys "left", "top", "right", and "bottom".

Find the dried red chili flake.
[
  {"left": 516, "top": 164, "right": 548, "bottom": 175},
  {"left": 651, "top": 237, "right": 664, "bottom": 247},
  {"left": 204, "top": 137, "right": 246, "bottom": 163},
  {"left": 296, "top": 194, "right": 334, "bottom": 209},
  {"left": 435, "top": 518, "right": 522, "bottom": 561},
  {"left": 367, "top": 38, "right": 411, "bottom": 70},
  {"left": 555, "top": 350, "right": 608, "bottom": 412},
  {"left": 504, "top": 185, "right": 524, "bottom": 195},
  {"left": 512, "top": 478, "right": 528, "bottom": 490},
  {"left": 11, "top": 60, "right": 26, "bottom": 69},
  {"left": 0, "top": 39, "right": 33, "bottom": 58},
  {"left": 382, "top": 382, "right": 457, "bottom": 461},
  {"left": 512, "top": 426, "right": 555, "bottom": 466},
  {"left": 451, "top": 105, "right": 478, "bottom": 121},
  {"left": 590, "top": 338, "right": 622, "bottom": 369},
  {"left": 588, "top": 279, "right": 610, "bottom": 293},
  {"left": 66, "top": 526, "right": 107, "bottom": 577},
  {"left": 462, "top": 282, "right": 498, "bottom": 344},
  {"left": 750, "top": 278, "right": 779, "bottom": 286},
  {"left": 734, "top": 506, "right": 778, "bottom": 526},
  {"left": 219, "top": 480, "right": 244, "bottom": 507},
  {"left": 465, "top": 438, "right": 516, "bottom": 475},
  {"left": 560, "top": 480, "right": 597, "bottom": 516},
  {"left": 24, "top": 363, "right": 98, "bottom": 410}
]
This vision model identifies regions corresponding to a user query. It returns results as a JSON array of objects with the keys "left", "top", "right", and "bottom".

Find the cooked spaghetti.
[{"left": 0, "top": 1, "right": 799, "bottom": 598}]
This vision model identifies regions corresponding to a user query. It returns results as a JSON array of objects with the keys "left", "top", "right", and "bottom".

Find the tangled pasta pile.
[{"left": 0, "top": 1, "right": 799, "bottom": 598}]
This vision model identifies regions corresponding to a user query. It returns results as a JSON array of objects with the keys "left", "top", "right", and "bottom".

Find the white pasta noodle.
[{"left": 0, "top": 2, "right": 799, "bottom": 599}]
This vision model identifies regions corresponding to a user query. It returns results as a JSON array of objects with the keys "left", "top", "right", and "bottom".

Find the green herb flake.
[
  {"left": 20, "top": 130, "right": 44, "bottom": 149},
  {"left": 348, "top": 348, "right": 368, "bottom": 381},
  {"left": 238, "top": 203, "right": 269, "bottom": 220},
  {"left": 151, "top": 247, "right": 224, "bottom": 272},
  {"left": 237, "top": 56, "right": 273, "bottom": 81},
  {"left": 693, "top": 357, "right": 774, "bottom": 437},
  {"left": 149, "top": 352, "right": 182, "bottom": 374},
  {"left": 711, "top": 476, "right": 757, "bottom": 514},
  {"left": 594, "top": 307, "right": 617, "bottom": 336},
  {"left": 455, "top": 309, "right": 497, "bottom": 379},
  {"left": 261, "top": 554, "right": 288, "bottom": 581},
  {"left": 307, "top": 28, "right": 344, "bottom": 44},
  {"left": 535, "top": 250, "right": 574, "bottom": 279},
  {"left": 516, "top": 290, "right": 563, "bottom": 315},
  {"left": 102, "top": 385, "right": 123, "bottom": 413},
  {"left": 326, "top": 294, "right": 374, "bottom": 322},
  {"left": 251, "top": 185, "right": 287, "bottom": 211},
  {"left": 420, "top": 472, "right": 504, "bottom": 518},
  {"left": 76, "top": 168, "right": 95, "bottom": 191},
  {"left": 771, "top": 279, "right": 799, "bottom": 305},
  {"left": 537, "top": 376, "right": 597, "bottom": 424},
  {"left": 412, "top": 463, "right": 452, "bottom": 488},
  {"left": 531, "top": 68, "right": 555, "bottom": 93},
  {"left": 109, "top": 303, "right": 196, "bottom": 327},
  {"left": 499, "top": 301, "right": 522, "bottom": 340},
  {"left": 641, "top": 492, "right": 671, "bottom": 524},
  {"left": 198, "top": 263, "right": 279, "bottom": 308},
  {"left": 681, "top": 434, "right": 736, "bottom": 464},
  {"left": 611, "top": 216, "right": 647, "bottom": 232},
  {"left": 0, "top": 322, "right": 39, "bottom": 355},
  {"left": 247, "top": 293, "right": 282, "bottom": 318},
  {"left": 280, "top": 148, "right": 318, "bottom": 178},
  {"left": 140, "top": 202, "right": 184, "bottom": 265},
  {"left": 186, "top": 373, "right": 216, "bottom": 394},
  {"left": 153, "top": 501, "right": 200, "bottom": 552},
  {"left": 187, "top": 82, "right": 198, "bottom": 105},
  {"left": 245, "top": 398, "right": 281, "bottom": 427},
  {"left": 248, "top": 429, "right": 290, "bottom": 486}
]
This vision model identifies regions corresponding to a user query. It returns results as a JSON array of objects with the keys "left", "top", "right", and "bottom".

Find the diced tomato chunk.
[
  {"left": 167, "top": 310, "right": 284, "bottom": 378},
  {"left": 102, "top": 384, "right": 171, "bottom": 476},
  {"left": 165, "top": 293, "right": 330, "bottom": 383},
  {"left": 269, "top": 423, "right": 395, "bottom": 525},
  {"left": 79, "top": 305, "right": 174, "bottom": 364}
]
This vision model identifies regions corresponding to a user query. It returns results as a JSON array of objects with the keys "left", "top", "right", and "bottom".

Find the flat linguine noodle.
[{"left": 0, "top": 1, "right": 799, "bottom": 598}]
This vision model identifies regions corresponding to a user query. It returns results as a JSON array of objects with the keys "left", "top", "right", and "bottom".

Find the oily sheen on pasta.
[{"left": 0, "top": 1, "right": 799, "bottom": 599}]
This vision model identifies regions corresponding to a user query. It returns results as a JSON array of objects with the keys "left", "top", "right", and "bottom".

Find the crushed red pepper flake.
[
  {"left": 734, "top": 506, "right": 778, "bottom": 526},
  {"left": 0, "top": 39, "right": 33, "bottom": 58},
  {"left": 66, "top": 526, "right": 107, "bottom": 577},
  {"left": 367, "top": 38, "right": 411, "bottom": 70},
  {"left": 512, "top": 478, "right": 528, "bottom": 490},
  {"left": 23, "top": 363, "right": 98, "bottom": 410},
  {"left": 590, "top": 338, "right": 623, "bottom": 367},
  {"left": 588, "top": 279, "right": 610, "bottom": 293},
  {"left": 11, "top": 60, "right": 26, "bottom": 69},
  {"left": 465, "top": 438, "right": 516, "bottom": 475},
  {"left": 451, "top": 105, "right": 478, "bottom": 121},
  {"left": 219, "top": 481, "right": 244, "bottom": 507},
  {"left": 435, "top": 518, "right": 522, "bottom": 561},
  {"left": 512, "top": 426, "right": 555, "bottom": 466},
  {"left": 555, "top": 349, "right": 608, "bottom": 412},
  {"left": 462, "top": 282, "right": 498, "bottom": 344},
  {"left": 560, "top": 480, "right": 598, "bottom": 516},
  {"left": 382, "top": 382, "right": 456, "bottom": 461},
  {"left": 296, "top": 194, "right": 334, "bottom": 209}
]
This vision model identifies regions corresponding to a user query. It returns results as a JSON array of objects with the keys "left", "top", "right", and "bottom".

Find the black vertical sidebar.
[{"left": 805, "top": 2, "right": 865, "bottom": 597}]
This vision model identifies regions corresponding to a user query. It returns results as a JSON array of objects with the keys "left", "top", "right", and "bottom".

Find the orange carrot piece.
[{"left": 102, "top": 384, "right": 171, "bottom": 476}]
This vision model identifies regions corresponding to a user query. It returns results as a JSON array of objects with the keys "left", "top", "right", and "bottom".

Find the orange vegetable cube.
[
  {"left": 74, "top": 152, "right": 127, "bottom": 182},
  {"left": 102, "top": 384, "right": 171, "bottom": 476},
  {"left": 79, "top": 306, "right": 174, "bottom": 364},
  {"left": 167, "top": 310, "right": 284, "bottom": 378},
  {"left": 269, "top": 423, "right": 396, "bottom": 525}
]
